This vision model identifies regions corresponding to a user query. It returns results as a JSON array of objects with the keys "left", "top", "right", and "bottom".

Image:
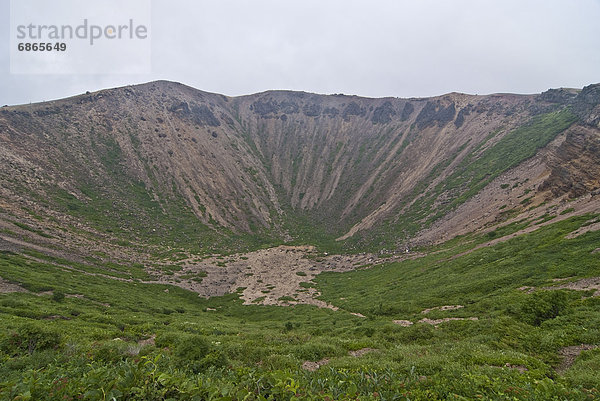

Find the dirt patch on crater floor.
[{"left": 149, "top": 245, "right": 402, "bottom": 309}]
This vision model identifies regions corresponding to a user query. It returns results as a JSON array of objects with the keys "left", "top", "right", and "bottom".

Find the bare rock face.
[
  {"left": 371, "top": 101, "right": 396, "bottom": 124},
  {"left": 540, "top": 126, "right": 600, "bottom": 198},
  {"left": 572, "top": 83, "right": 600, "bottom": 128},
  {"left": 415, "top": 100, "right": 455, "bottom": 128},
  {"left": 454, "top": 105, "right": 472, "bottom": 128},
  {"left": 538, "top": 88, "right": 578, "bottom": 104},
  {"left": 342, "top": 102, "right": 366, "bottom": 120},
  {"left": 400, "top": 102, "right": 414, "bottom": 121}
]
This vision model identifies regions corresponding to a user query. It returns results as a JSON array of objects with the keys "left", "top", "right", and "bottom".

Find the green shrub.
[
  {"left": 520, "top": 291, "right": 569, "bottom": 326},
  {"left": 175, "top": 335, "right": 209, "bottom": 359},
  {"left": 371, "top": 302, "right": 400, "bottom": 316},
  {"left": 200, "top": 349, "right": 229, "bottom": 370},
  {"left": 173, "top": 334, "right": 228, "bottom": 373},
  {"left": 52, "top": 291, "right": 65, "bottom": 302},
  {"left": 89, "top": 340, "right": 130, "bottom": 363},
  {"left": 295, "top": 341, "right": 340, "bottom": 361},
  {"left": 361, "top": 326, "right": 376, "bottom": 337},
  {"left": 155, "top": 332, "right": 181, "bottom": 348},
  {"left": 262, "top": 353, "right": 300, "bottom": 370},
  {"left": 394, "top": 324, "right": 436, "bottom": 344},
  {"left": 1, "top": 323, "right": 62, "bottom": 356}
]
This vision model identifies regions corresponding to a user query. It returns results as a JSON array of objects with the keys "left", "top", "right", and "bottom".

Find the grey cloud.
[{"left": 1, "top": 0, "right": 599, "bottom": 105}]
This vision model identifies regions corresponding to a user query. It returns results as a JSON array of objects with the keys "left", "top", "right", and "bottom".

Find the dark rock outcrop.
[
  {"left": 572, "top": 84, "right": 600, "bottom": 128},
  {"left": 343, "top": 102, "right": 366, "bottom": 120},
  {"left": 415, "top": 101, "right": 456, "bottom": 128},
  {"left": 303, "top": 103, "right": 321, "bottom": 117},
  {"left": 371, "top": 101, "right": 396, "bottom": 124},
  {"left": 454, "top": 105, "right": 472, "bottom": 128},
  {"left": 538, "top": 88, "right": 578, "bottom": 104},
  {"left": 251, "top": 99, "right": 279, "bottom": 116},
  {"left": 191, "top": 104, "right": 220, "bottom": 127},
  {"left": 323, "top": 107, "right": 339, "bottom": 118},
  {"left": 400, "top": 103, "right": 414, "bottom": 121}
]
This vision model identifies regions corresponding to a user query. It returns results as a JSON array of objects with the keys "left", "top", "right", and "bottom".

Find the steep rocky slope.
[{"left": 0, "top": 81, "right": 599, "bottom": 260}]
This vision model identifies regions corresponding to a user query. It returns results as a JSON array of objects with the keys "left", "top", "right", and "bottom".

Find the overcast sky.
[{"left": 1, "top": 0, "right": 599, "bottom": 106}]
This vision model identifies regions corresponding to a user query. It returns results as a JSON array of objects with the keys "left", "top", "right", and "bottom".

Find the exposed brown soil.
[
  {"left": 418, "top": 317, "right": 478, "bottom": 326},
  {"left": 0, "top": 236, "right": 22, "bottom": 253},
  {"left": 434, "top": 194, "right": 600, "bottom": 264},
  {"left": 516, "top": 277, "right": 600, "bottom": 299},
  {"left": 421, "top": 305, "right": 464, "bottom": 314},
  {"left": 390, "top": 305, "right": 477, "bottom": 327},
  {"left": 393, "top": 316, "right": 479, "bottom": 327},
  {"left": 0, "top": 277, "right": 27, "bottom": 293},
  {"left": 302, "top": 359, "right": 329, "bottom": 372},
  {"left": 348, "top": 348, "right": 377, "bottom": 357},
  {"left": 565, "top": 219, "right": 600, "bottom": 239},
  {"left": 489, "top": 363, "right": 529, "bottom": 374},
  {"left": 42, "top": 315, "right": 70, "bottom": 320},
  {"left": 146, "top": 245, "right": 404, "bottom": 308},
  {"left": 0, "top": 81, "right": 599, "bottom": 324},
  {"left": 557, "top": 344, "right": 598, "bottom": 373},
  {"left": 4, "top": 80, "right": 593, "bottom": 263},
  {"left": 138, "top": 334, "right": 156, "bottom": 347},
  {"left": 350, "top": 312, "right": 366, "bottom": 318},
  {"left": 0, "top": 221, "right": 148, "bottom": 276},
  {"left": 1, "top": 234, "right": 405, "bottom": 312},
  {"left": 504, "top": 363, "right": 529, "bottom": 374},
  {"left": 551, "top": 276, "right": 600, "bottom": 296}
]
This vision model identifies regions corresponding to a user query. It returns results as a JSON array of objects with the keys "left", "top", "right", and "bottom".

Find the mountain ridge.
[{"left": 1, "top": 80, "right": 599, "bottom": 259}]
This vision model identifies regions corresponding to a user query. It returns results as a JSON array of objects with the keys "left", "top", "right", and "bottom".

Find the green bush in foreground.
[
  {"left": 519, "top": 290, "right": 570, "bottom": 326},
  {"left": 174, "top": 334, "right": 228, "bottom": 373},
  {"left": 0, "top": 323, "right": 62, "bottom": 357}
]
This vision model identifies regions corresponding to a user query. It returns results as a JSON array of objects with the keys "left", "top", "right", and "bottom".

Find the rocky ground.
[{"left": 147, "top": 245, "right": 411, "bottom": 308}]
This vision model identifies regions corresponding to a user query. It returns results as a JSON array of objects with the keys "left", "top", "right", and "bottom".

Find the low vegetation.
[
  {"left": 1, "top": 215, "right": 599, "bottom": 400},
  {"left": 1, "top": 82, "right": 598, "bottom": 399}
]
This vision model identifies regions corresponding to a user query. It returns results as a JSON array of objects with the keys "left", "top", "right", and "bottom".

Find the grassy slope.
[{"left": 1, "top": 215, "right": 599, "bottom": 400}]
